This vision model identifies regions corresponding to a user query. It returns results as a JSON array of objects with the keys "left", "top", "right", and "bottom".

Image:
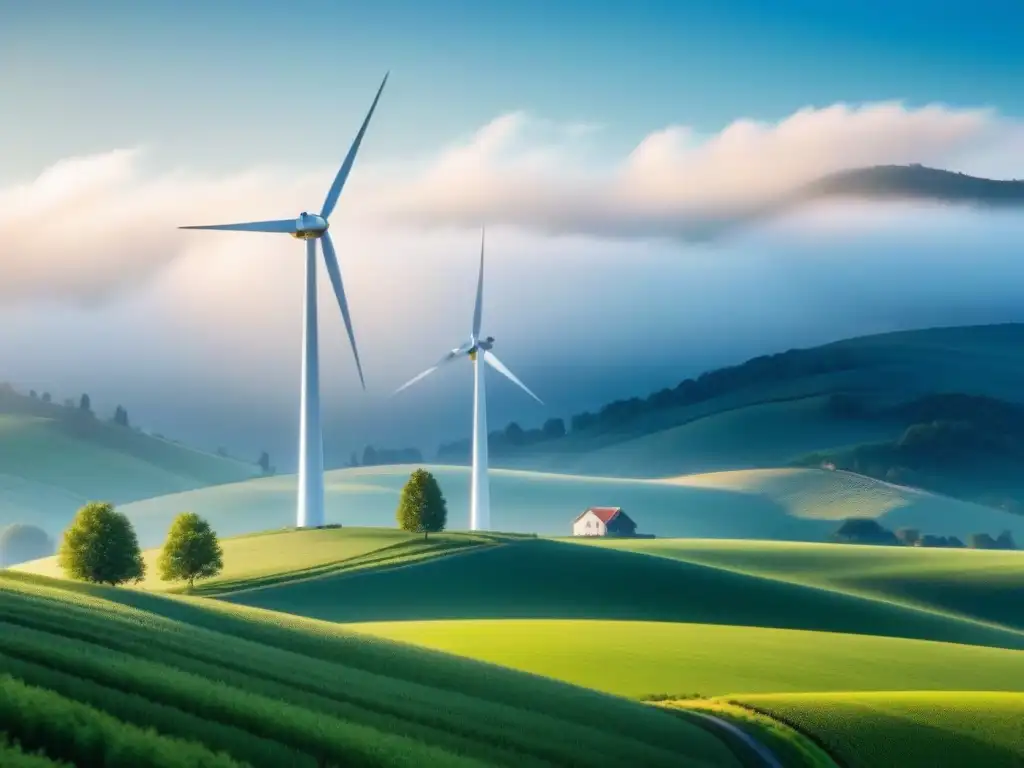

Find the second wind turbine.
[{"left": 393, "top": 230, "right": 543, "bottom": 531}]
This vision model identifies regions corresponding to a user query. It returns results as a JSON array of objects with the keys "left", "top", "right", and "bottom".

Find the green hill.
[
  {"left": 454, "top": 324, "right": 1024, "bottom": 483},
  {"left": 108, "top": 464, "right": 1023, "bottom": 547},
  {"left": 11, "top": 527, "right": 1024, "bottom": 765},
  {"left": 0, "top": 387, "right": 259, "bottom": 539},
  {"left": 734, "top": 691, "right": 1024, "bottom": 768},
  {"left": 0, "top": 570, "right": 733, "bottom": 768}
]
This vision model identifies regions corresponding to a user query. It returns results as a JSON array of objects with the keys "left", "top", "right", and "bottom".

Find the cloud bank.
[{"left": 2, "top": 99, "right": 1023, "bottom": 307}]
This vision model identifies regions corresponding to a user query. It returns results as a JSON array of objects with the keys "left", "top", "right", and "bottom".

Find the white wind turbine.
[
  {"left": 393, "top": 229, "right": 543, "bottom": 531},
  {"left": 179, "top": 74, "right": 388, "bottom": 529}
]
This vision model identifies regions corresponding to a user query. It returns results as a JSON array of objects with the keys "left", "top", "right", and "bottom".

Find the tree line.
[
  {"left": 436, "top": 345, "right": 862, "bottom": 461},
  {"left": 833, "top": 517, "right": 1017, "bottom": 550}
]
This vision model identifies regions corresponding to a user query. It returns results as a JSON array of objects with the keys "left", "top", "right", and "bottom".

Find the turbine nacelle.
[
  {"left": 291, "top": 212, "right": 329, "bottom": 240},
  {"left": 467, "top": 336, "right": 495, "bottom": 360}
]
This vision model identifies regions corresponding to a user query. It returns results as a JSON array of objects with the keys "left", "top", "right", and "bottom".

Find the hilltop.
[
  {"left": 800, "top": 164, "right": 1024, "bottom": 207},
  {"left": 440, "top": 324, "right": 1024, "bottom": 506},
  {"left": 0, "top": 384, "right": 259, "bottom": 538}
]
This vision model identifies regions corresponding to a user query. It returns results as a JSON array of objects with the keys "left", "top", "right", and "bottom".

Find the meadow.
[
  {"left": 110, "top": 463, "right": 1023, "bottom": 549},
  {"left": 0, "top": 570, "right": 737, "bottom": 768},
  {"left": 734, "top": 692, "right": 1024, "bottom": 768},
  {"left": 9, "top": 526, "right": 1024, "bottom": 765}
]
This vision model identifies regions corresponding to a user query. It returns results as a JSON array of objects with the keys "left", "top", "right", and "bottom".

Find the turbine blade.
[
  {"left": 320, "top": 72, "right": 389, "bottom": 220},
  {"left": 472, "top": 227, "right": 485, "bottom": 338},
  {"left": 392, "top": 345, "right": 467, "bottom": 397},
  {"left": 178, "top": 219, "right": 297, "bottom": 233},
  {"left": 320, "top": 232, "right": 365, "bottom": 389},
  {"left": 483, "top": 351, "right": 543, "bottom": 404}
]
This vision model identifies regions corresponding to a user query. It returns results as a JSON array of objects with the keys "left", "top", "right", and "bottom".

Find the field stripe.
[{"left": 679, "top": 710, "right": 785, "bottom": 768}]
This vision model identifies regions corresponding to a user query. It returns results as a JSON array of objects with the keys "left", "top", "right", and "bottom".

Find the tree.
[
  {"left": 28, "top": 389, "right": 37, "bottom": 399},
  {"left": 396, "top": 469, "right": 448, "bottom": 539},
  {"left": 542, "top": 417, "right": 566, "bottom": 440},
  {"left": 157, "top": 513, "right": 224, "bottom": 590},
  {"left": 348, "top": 451, "right": 359, "bottom": 467},
  {"left": 58, "top": 502, "right": 145, "bottom": 586},
  {"left": 362, "top": 445, "right": 378, "bottom": 466},
  {"left": 258, "top": 450, "right": 271, "bottom": 474},
  {"left": 832, "top": 517, "right": 898, "bottom": 546},
  {"left": 0, "top": 524, "right": 53, "bottom": 567},
  {"left": 79, "top": 393, "right": 92, "bottom": 413},
  {"left": 41, "top": 392, "right": 51, "bottom": 403},
  {"left": 112, "top": 405, "right": 129, "bottom": 427}
]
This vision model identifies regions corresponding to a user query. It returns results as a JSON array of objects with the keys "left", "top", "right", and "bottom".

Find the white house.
[{"left": 572, "top": 507, "right": 638, "bottom": 537}]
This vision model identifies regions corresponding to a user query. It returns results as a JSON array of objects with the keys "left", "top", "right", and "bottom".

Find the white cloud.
[
  {"left": 376, "top": 101, "right": 1024, "bottom": 239},
  {"left": 3, "top": 99, "right": 1022, "bottom": 306}
]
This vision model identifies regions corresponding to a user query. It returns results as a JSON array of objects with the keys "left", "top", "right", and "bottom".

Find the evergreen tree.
[
  {"left": 157, "top": 512, "right": 224, "bottom": 590},
  {"left": 58, "top": 502, "right": 145, "bottom": 586},
  {"left": 79, "top": 393, "right": 91, "bottom": 413},
  {"left": 258, "top": 451, "right": 271, "bottom": 474},
  {"left": 396, "top": 469, "right": 448, "bottom": 539}
]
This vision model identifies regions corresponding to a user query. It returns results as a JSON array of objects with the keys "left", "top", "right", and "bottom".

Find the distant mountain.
[{"left": 799, "top": 164, "right": 1024, "bottom": 208}]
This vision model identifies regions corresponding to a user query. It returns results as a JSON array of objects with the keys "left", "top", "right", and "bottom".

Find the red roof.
[{"left": 574, "top": 506, "right": 622, "bottom": 524}]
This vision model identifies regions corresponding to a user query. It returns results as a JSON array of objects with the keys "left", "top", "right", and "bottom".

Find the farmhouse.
[{"left": 572, "top": 507, "right": 638, "bottom": 537}]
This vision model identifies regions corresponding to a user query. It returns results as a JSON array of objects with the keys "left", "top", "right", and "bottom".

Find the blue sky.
[{"left": 4, "top": 0, "right": 1023, "bottom": 180}]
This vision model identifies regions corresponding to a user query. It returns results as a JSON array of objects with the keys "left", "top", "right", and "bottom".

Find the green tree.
[
  {"left": 157, "top": 512, "right": 224, "bottom": 589},
  {"left": 396, "top": 469, "right": 448, "bottom": 539},
  {"left": 57, "top": 502, "right": 145, "bottom": 586}
]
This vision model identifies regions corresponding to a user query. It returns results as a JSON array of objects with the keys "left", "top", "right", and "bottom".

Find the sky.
[{"left": 3, "top": 0, "right": 1024, "bottom": 468}]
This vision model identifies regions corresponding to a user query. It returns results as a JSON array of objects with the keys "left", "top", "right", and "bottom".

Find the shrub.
[
  {"left": 833, "top": 518, "right": 899, "bottom": 546},
  {"left": 57, "top": 503, "right": 145, "bottom": 586}
]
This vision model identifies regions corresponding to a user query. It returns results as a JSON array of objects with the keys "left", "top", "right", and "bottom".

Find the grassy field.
[
  {"left": 16, "top": 527, "right": 509, "bottom": 596},
  {"left": 575, "top": 537, "right": 1024, "bottom": 632},
  {"left": 0, "top": 413, "right": 258, "bottom": 539},
  {"left": 112, "top": 463, "right": 1023, "bottom": 548},
  {"left": 345, "top": 619, "right": 1024, "bottom": 699},
  {"left": 0, "top": 570, "right": 737, "bottom": 768},
  {"left": 735, "top": 692, "right": 1024, "bottom": 768}
]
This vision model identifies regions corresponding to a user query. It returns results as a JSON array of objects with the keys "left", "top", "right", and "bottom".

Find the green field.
[
  {"left": 574, "top": 537, "right": 1024, "bottom": 632},
  {"left": 8, "top": 526, "right": 1024, "bottom": 765},
  {"left": 0, "top": 570, "right": 735, "bottom": 768},
  {"left": 111, "top": 463, "right": 1023, "bottom": 548},
  {"left": 345, "top": 619, "right": 1024, "bottom": 699},
  {"left": 0, "top": 412, "right": 258, "bottom": 539},
  {"left": 735, "top": 692, "right": 1024, "bottom": 768}
]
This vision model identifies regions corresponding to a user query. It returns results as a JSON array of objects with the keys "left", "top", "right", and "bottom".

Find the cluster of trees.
[
  {"left": 807, "top": 393, "right": 1024, "bottom": 512},
  {"left": 395, "top": 469, "right": 447, "bottom": 539},
  {"left": 57, "top": 502, "right": 224, "bottom": 589},
  {"left": 436, "top": 345, "right": 863, "bottom": 461},
  {"left": 350, "top": 445, "right": 424, "bottom": 467},
  {"left": 437, "top": 418, "right": 566, "bottom": 462},
  {"left": 832, "top": 518, "right": 1017, "bottom": 550}
]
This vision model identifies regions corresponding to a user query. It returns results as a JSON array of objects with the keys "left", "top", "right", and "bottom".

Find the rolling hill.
[
  {"left": 0, "top": 387, "right": 259, "bottom": 539},
  {"left": 458, "top": 323, "right": 1024, "bottom": 482},
  {"left": 11, "top": 526, "right": 1024, "bottom": 765},
  {"left": 0, "top": 569, "right": 732, "bottom": 768},
  {"left": 101, "top": 464, "right": 1023, "bottom": 548}
]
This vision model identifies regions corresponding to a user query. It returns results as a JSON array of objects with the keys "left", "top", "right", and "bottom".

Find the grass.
[
  {"left": 575, "top": 537, "right": 1024, "bottom": 632},
  {"left": 735, "top": 691, "right": 1024, "bottom": 768},
  {"left": 0, "top": 413, "right": 257, "bottom": 539},
  {"left": 215, "top": 536, "right": 1024, "bottom": 651},
  {"left": 16, "top": 527, "right": 506, "bottom": 596},
  {"left": 113, "top": 462, "right": 1023, "bottom": 548},
  {"left": 344, "top": 619, "right": 1024, "bottom": 699},
  {"left": 0, "top": 570, "right": 737, "bottom": 768}
]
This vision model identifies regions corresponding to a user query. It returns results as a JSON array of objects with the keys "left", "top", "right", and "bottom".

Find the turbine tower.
[
  {"left": 393, "top": 229, "right": 543, "bottom": 531},
  {"left": 178, "top": 74, "right": 388, "bottom": 529}
]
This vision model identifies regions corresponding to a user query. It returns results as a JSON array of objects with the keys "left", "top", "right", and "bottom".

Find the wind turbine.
[
  {"left": 179, "top": 74, "right": 388, "bottom": 530},
  {"left": 393, "top": 229, "right": 543, "bottom": 531}
]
